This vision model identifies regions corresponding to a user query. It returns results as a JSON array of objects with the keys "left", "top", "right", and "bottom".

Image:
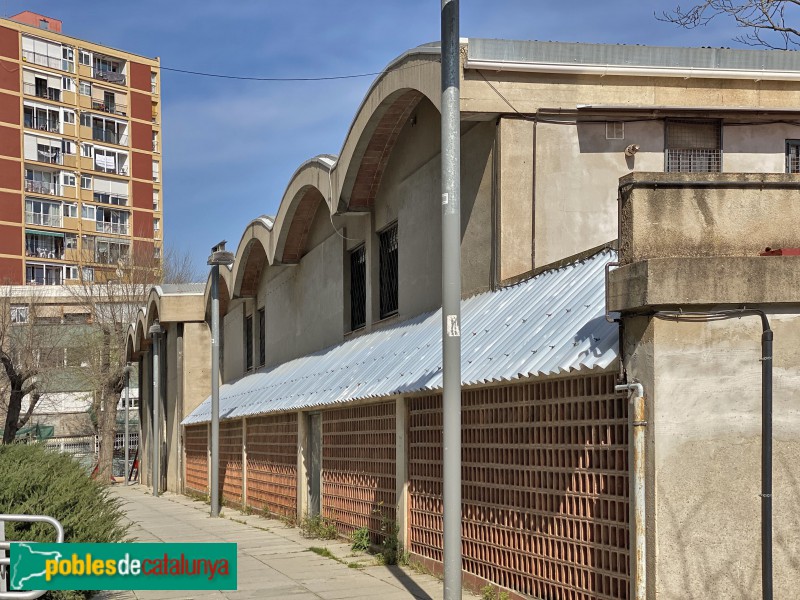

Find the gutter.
[{"left": 463, "top": 59, "right": 800, "bottom": 82}]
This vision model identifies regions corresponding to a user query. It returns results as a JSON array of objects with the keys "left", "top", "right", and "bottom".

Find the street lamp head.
[
  {"left": 148, "top": 320, "right": 163, "bottom": 336},
  {"left": 208, "top": 240, "right": 235, "bottom": 267}
]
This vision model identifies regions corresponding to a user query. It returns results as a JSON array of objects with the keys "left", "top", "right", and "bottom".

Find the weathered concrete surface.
[
  {"left": 623, "top": 312, "right": 800, "bottom": 600},
  {"left": 101, "top": 484, "right": 464, "bottom": 599},
  {"left": 608, "top": 256, "right": 800, "bottom": 312},
  {"left": 618, "top": 173, "right": 800, "bottom": 265}
]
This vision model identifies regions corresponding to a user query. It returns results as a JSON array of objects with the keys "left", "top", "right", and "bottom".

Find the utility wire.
[{"left": 160, "top": 60, "right": 435, "bottom": 82}]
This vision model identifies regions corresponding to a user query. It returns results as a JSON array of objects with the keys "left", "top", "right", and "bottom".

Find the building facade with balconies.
[{"left": 0, "top": 11, "right": 162, "bottom": 286}]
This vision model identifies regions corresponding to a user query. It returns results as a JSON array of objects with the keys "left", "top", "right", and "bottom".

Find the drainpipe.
[{"left": 615, "top": 382, "right": 646, "bottom": 600}]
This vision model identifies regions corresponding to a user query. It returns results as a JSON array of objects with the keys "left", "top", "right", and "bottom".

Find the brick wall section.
[
  {"left": 184, "top": 424, "right": 208, "bottom": 495},
  {"left": 0, "top": 124, "right": 20, "bottom": 158},
  {"left": 409, "top": 374, "right": 630, "bottom": 600},
  {"left": 0, "top": 26, "right": 18, "bottom": 59},
  {"left": 0, "top": 257, "right": 21, "bottom": 284},
  {"left": 322, "top": 402, "right": 396, "bottom": 542},
  {"left": 0, "top": 61, "right": 19, "bottom": 92},
  {"left": 246, "top": 413, "right": 298, "bottom": 518},
  {"left": 220, "top": 420, "right": 243, "bottom": 507}
]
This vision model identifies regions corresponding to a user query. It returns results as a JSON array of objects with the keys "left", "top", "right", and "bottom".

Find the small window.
[
  {"left": 81, "top": 267, "right": 94, "bottom": 282},
  {"left": 63, "top": 110, "right": 75, "bottom": 124},
  {"left": 378, "top": 223, "right": 399, "bottom": 319},
  {"left": 245, "top": 314, "right": 253, "bottom": 371},
  {"left": 81, "top": 205, "right": 95, "bottom": 220},
  {"left": 152, "top": 190, "right": 159, "bottom": 211},
  {"left": 154, "top": 246, "right": 161, "bottom": 259},
  {"left": 665, "top": 119, "right": 721, "bottom": 173},
  {"left": 64, "top": 203, "right": 77, "bottom": 218},
  {"left": 11, "top": 305, "right": 28, "bottom": 324},
  {"left": 786, "top": 140, "right": 800, "bottom": 173},
  {"left": 79, "top": 50, "right": 91, "bottom": 66},
  {"left": 606, "top": 121, "right": 624, "bottom": 140},
  {"left": 79, "top": 81, "right": 91, "bottom": 96},
  {"left": 62, "top": 173, "right": 75, "bottom": 187},
  {"left": 80, "top": 112, "right": 91, "bottom": 127},
  {"left": 62, "top": 77, "right": 73, "bottom": 92},
  {"left": 81, "top": 143, "right": 93, "bottom": 157},
  {"left": 62, "top": 140, "right": 75, "bottom": 155},
  {"left": 349, "top": 245, "right": 366, "bottom": 330},
  {"left": 65, "top": 265, "right": 79, "bottom": 279},
  {"left": 258, "top": 307, "right": 266, "bottom": 367},
  {"left": 65, "top": 233, "right": 77, "bottom": 248},
  {"left": 81, "top": 175, "right": 91, "bottom": 189}
]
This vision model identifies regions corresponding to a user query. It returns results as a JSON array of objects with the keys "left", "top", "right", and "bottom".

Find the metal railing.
[
  {"left": 92, "top": 127, "right": 127, "bottom": 146},
  {"left": 0, "top": 514, "right": 64, "bottom": 599},
  {"left": 21, "top": 83, "right": 60, "bottom": 102},
  {"left": 21, "top": 49, "right": 72, "bottom": 72},
  {"left": 787, "top": 155, "right": 800, "bottom": 174},
  {"left": 24, "top": 180, "right": 59, "bottom": 196},
  {"left": 23, "top": 117, "right": 59, "bottom": 133},
  {"left": 91, "top": 98, "right": 127, "bottom": 116},
  {"left": 24, "top": 212, "right": 62, "bottom": 228},
  {"left": 95, "top": 222, "right": 129, "bottom": 235},
  {"left": 93, "top": 192, "right": 128, "bottom": 206},
  {"left": 92, "top": 69, "right": 126, "bottom": 85},
  {"left": 666, "top": 148, "right": 721, "bottom": 173}
]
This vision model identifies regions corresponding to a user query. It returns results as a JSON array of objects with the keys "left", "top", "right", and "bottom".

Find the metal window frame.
[
  {"left": 378, "top": 222, "right": 399, "bottom": 320},
  {"left": 664, "top": 118, "right": 723, "bottom": 173},
  {"left": 785, "top": 139, "right": 800, "bottom": 173},
  {"left": 349, "top": 244, "right": 367, "bottom": 331}
]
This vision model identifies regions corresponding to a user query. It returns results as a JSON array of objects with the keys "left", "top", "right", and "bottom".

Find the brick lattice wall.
[
  {"left": 409, "top": 374, "right": 630, "bottom": 600},
  {"left": 184, "top": 424, "right": 208, "bottom": 495},
  {"left": 322, "top": 402, "right": 396, "bottom": 541},
  {"left": 246, "top": 413, "right": 298, "bottom": 518},
  {"left": 219, "top": 420, "right": 243, "bottom": 506}
]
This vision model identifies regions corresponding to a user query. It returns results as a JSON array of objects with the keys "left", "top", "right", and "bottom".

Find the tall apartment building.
[{"left": 0, "top": 11, "right": 162, "bottom": 286}]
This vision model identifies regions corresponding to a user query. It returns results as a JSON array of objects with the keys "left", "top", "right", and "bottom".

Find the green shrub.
[
  {"left": 351, "top": 526, "right": 371, "bottom": 551},
  {"left": 298, "top": 513, "right": 337, "bottom": 540},
  {"left": 0, "top": 443, "right": 129, "bottom": 600}
]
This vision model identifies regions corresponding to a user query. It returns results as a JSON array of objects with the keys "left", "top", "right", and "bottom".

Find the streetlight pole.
[
  {"left": 441, "top": 1, "right": 462, "bottom": 599},
  {"left": 208, "top": 241, "right": 235, "bottom": 518},
  {"left": 149, "top": 321, "right": 163, "bottom": 497}
]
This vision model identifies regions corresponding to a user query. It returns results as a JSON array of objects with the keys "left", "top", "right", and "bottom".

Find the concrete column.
[
  {"left": 296, "top": 411, "right": 309, "bottom": 517},
  {"left": 241, "top": 417, "right": 248, "bottom": 508},
  {"left": 395, "top": 396, "right": 409, "bottom": 549}
]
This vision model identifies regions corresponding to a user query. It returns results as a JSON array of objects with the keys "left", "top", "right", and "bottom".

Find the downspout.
[{"left": 615, "top": 382, "right": 646, "bottom": 600}]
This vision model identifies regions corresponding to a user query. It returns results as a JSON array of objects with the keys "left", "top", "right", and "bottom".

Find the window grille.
[
  {"left": 665, "top": 119, "right": 721, "bottom": 173},
  {"left": 378, "top": 224, "right": 398, "bottom": 319},
  {"left": 245, "top": 314, "right": 253, "bottom": 371},
  {"left": 350, "top": 245, "right": 366, "bottom": 330},
  {"left": 258, "top": 308, "right": 266, "bottom": 367},
  {"left": 786, "top": 140, "right": 800, "bottom": 173}
]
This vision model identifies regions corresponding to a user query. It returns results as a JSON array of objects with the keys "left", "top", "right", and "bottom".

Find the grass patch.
[
  {"left": 299, "top": 513, "right": 338, "bottom": 540},
  {"left": 309, "top": 546, "right": 336, "bottom": 559}
]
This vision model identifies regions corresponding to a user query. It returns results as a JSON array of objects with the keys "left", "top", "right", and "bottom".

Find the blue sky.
[{"left": 8, "top": 1, "right": 752, "bottom": 274}]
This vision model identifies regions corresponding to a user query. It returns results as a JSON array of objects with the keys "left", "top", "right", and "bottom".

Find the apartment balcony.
[
  {"left": 22, "top": 49, "right": 72, "bottom": 72},
  {"left": 24, "top": 179, "right": 60, "bottom": 196},
  {"left": 24, "top": 115, "right": 59, "bottom": 133},
  {"left": 93, "top": 191, "right": 128, "bottom": 206},
  {"left": 93, "top": 163, "right": 128, "bottom": 176},
  {"left": 25, "top": 211, "right": 62, "bottom": 228},
  {"left": 22, "top": 82, "right": 61, "bottom": 102},
  {"left": 91, "top": 98, "right": 127, "bottom": 117},
  {"left": 26, "top": 264, "right": 63, "bottom": 286},
  {"left": 92, "top": 127, "right": 128, "bottom": 146},
  {"left": 95, "top": 222, "right": 129, "bottom": 235},
  {"left": 33, "top": 148, "right": 63, "bottom": 165},
  {"left": 92, "top": 68, "right": 126, "bottom": 86}
]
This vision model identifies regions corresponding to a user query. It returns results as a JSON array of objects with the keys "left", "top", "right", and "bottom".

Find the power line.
[{"left": 160, "top": 60, "right": 434, "bottom": 82}]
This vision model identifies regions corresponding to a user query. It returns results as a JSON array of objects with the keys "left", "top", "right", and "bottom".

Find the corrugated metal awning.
[{"left": 182, "top": 248, "right": 620, "bottom": 425}]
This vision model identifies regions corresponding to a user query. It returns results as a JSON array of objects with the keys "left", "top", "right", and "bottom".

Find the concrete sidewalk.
[{"left": 97, "top": 484, "right": 462, "bottom": 600}]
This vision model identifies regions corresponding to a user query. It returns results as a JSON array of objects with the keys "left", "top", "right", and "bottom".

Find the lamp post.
[
  {"left": 208, "top": 241, "right": 235, "bottom": 518},
  {"left": 149, "top": 321, "right": 163, "bottom": 497},
  {"left": 123, "top": 362, "right": 134, "bottom": 485}
]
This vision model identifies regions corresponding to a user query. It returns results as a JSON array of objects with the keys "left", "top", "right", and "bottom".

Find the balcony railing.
[
  {"left": 92, "top": 127, "right": 127, "bottom": 145},
  {"left": 666, "top": 149, "right": 722, "bottom": 173},
  {"left": 787, "top": 155, "right": 800, "bottom": 174},
  {"left": 92, "top": 69, "right": 126, "bottom": 85},
  {"left": 22, "top": 82, "right": 61, "bottom": 102},
  {"left": 94, "top": 161, "right": 128, "bottom": 176},
  {"left": 31, "top": 147, "right": 63, "bottom": 165},
  {"left": 26, "top": 247, "right": 65, "bottom": 260},
  {"left": 24, "top": 115, "right": 60, "bottom": 133},
  {"left": 25, "top": 179, "right": 60, "bottom": 196},
  {"left": 91, "top": 98, "right": 127, "bottom": 116},
  {"left": 94, "top": 192, "right": 128, "bottom": 206},
  {"left": 25, "top": 211, "right": 62, "bottom": 228},
  {"left": 95, "top": 222, "right": 129, "bottom": 235},
  {"left": 22, "top": 49, "right": 72, "bottom": 72}
]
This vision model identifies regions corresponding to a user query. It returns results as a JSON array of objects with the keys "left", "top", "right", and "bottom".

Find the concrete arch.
[
  {"left": 231, "top": 216, "right": 274, "bottom": 298},
  {"left": 203, "top": 264, "right": 233, "bottom": 319}
]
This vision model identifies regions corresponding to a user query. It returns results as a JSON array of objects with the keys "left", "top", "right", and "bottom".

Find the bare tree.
[
  {"left": 162, "top": 244, "right": 202, "bottom": 284},
  {"left": 661, "top": 1, "right": 800, "bottom": 49},
  {"left": 0, "top": 288, "right": 70, "bottom": 444}
]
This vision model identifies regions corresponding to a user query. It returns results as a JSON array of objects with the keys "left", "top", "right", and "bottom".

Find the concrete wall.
[
  {"left": 623, "top": 313, "right": 800, "bottom": 600},
  {"left": 222, "top": 299, "right": 245, "bottom": 382},
  {"left": 182, "top": 321, "right": 211, "bottom": 417}
]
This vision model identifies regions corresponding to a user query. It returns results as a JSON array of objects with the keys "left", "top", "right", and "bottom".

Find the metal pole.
[
  {"left": 210, "top": 264, "right": 221, "bottom": 518},
  {"left": 151, "top": 325, "right": 161, "bottom": 497},
  {"left": 441, "top": 2, "right": 462, "bottom": 598},
  {"left": 761, "top": 327, "right": 773, "bottom": 600},
  {"left": 124, "top": 364, "right": 129, "bottom": 486}
]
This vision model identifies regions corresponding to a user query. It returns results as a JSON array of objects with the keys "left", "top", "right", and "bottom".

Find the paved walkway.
[{"left": 97, "top": 484, "right": 463, "bottom": 600}]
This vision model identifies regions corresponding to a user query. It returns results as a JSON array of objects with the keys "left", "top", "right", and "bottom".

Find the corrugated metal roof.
[
  {"left": 182, "top": 249, "right": 619, "bottom": 425},
  {"left": 468, "top": 38, "right": 800, "bottom": 72},
  {"left": 157, "top": 283, "right": 206, "bottom": 295}
]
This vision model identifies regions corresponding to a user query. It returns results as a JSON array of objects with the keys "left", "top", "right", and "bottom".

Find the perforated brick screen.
[
  {"left": 246, "top": 413, "right": 298, "bottom": 518},
  {"left": 219, "top": 420, "right": 243, "bottom": 506},
  {"left": 322, "top": 402, "right": 396, "bottom": 541},
  {"left": 184, "top": 424, "right": 208, "bottom": 495},
  {"left": 409, "top": 374, "right": 630, "bottom": 599}
]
